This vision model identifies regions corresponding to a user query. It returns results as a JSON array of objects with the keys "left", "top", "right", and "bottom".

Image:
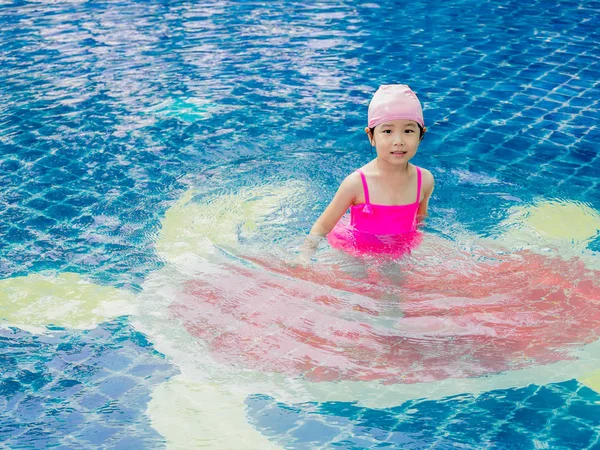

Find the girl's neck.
[{"left": 374, "top": 158, "right": 411, "bottom": 177}]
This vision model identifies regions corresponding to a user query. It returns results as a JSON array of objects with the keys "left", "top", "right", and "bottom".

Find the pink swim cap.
[{"left": 367, "top": 84, "right": 424, "bottom": 129}]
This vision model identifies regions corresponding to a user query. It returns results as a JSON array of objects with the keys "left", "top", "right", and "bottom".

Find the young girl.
[{"left": 303, "top": 84, "right": 435, "bottom": 260}]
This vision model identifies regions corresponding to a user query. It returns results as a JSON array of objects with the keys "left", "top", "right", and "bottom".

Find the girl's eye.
[
  {"left": 382, "top": 130, "right": 392, "bottom": 134},
  {"left": 405, "top": 129, "right": 414, "bottom": 133}
]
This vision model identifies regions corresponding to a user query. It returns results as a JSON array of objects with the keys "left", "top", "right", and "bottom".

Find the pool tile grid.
[
  {"left": 2, "top": 0, "right": 600, "bottom": 448},
  {"left": 0, "top": 319, "right": 177, "bottom": 449},
  {"left": 441, "top": 382, "right": 595, "bottom": 449},
  {"left": 247, "top": 379, "right": 600, "bottom": 449},
  {"left": 427, "top": 27, "right": 600, "bottom": 198}
]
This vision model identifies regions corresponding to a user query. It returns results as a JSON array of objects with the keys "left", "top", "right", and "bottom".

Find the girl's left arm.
[{"left": 417, "top": 169, "right": 435, "bottom": 221}]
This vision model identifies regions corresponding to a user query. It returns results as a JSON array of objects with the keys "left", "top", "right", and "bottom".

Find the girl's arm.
[
  {"left": 300, "top": 173, "right": 359, "bottom": 262},
  {"left": 309, "top": 173, "right": 359, "bottom": 235},
  {"left": 417, "top": 169, "right": 435, "bottom": 221}
]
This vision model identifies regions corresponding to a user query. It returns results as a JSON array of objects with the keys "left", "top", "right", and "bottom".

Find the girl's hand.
[{"left": 297, "top": 233, "right": 325, "bottom": 266}]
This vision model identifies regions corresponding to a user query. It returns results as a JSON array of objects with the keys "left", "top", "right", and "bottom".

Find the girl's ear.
[
  {"left": 420, "top": 126, "right": 427, "bottom": 141},
  {"left": 365, "top": 127, "right": 375, "bottom": 146}
]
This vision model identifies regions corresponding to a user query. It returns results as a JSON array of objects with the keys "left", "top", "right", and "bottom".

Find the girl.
[{"left": 303, "top": 84, "right": 435, "bottom": 260}]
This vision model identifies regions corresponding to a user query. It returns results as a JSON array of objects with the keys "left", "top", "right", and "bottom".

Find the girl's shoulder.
[
  {"left": 340, "top": 169, "right": 365, "bottom": 193},
  {"left": 415, "top": 165, "right": 434, "bottom": 179},
  {"left": 415, "top": 166, "right": 435, "bottom": 193},
  {"left": 330, "top": 170, "right": 365, "bottom": 206}
]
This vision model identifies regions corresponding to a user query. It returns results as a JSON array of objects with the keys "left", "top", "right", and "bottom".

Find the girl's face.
[{"left": 365, "top": 120, "right": 425, "bottom": 166}]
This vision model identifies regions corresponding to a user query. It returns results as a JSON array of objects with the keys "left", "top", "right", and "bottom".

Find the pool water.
[{"left": 1, "top": 0, "right": 600, "bottom": 448}]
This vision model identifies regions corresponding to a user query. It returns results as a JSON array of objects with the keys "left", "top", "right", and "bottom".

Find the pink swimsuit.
[{"left": 328, "top": 167, "right": 423, "bottom": 257}]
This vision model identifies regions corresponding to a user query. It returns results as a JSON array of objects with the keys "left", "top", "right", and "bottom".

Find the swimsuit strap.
[
  {"left": 357, "top": 169, "right": 371, "bottom": 205},
  {"left": 415, "top": 166, "right": 422, "bottom": 203}
]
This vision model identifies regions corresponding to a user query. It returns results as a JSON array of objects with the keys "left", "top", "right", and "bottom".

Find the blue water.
[
  {"left": 1, "top": 318, "right": 176, "bottom": 448},
  {"left": 1, "top": 0, "right": 600, "bottom": 448},
  {"left": 248, "top": 382, "right": 600, "bottom": 449}
]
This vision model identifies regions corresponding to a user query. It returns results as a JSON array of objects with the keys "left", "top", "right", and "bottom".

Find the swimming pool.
[{"left": 1, "top": 0, "right": 599, "bottom": 448}]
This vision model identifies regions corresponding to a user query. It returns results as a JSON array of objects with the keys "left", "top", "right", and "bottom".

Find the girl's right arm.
[
  {"left": 300, "top": 173, "right": 359, "bottom": 262},
  {"left": 310, "top": 173, "right": 359, "bottom": 236}
]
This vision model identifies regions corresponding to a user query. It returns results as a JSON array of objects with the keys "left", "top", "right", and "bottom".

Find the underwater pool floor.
[{"left": 1, "top": 0, "right": 600, "bottom": 448}]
